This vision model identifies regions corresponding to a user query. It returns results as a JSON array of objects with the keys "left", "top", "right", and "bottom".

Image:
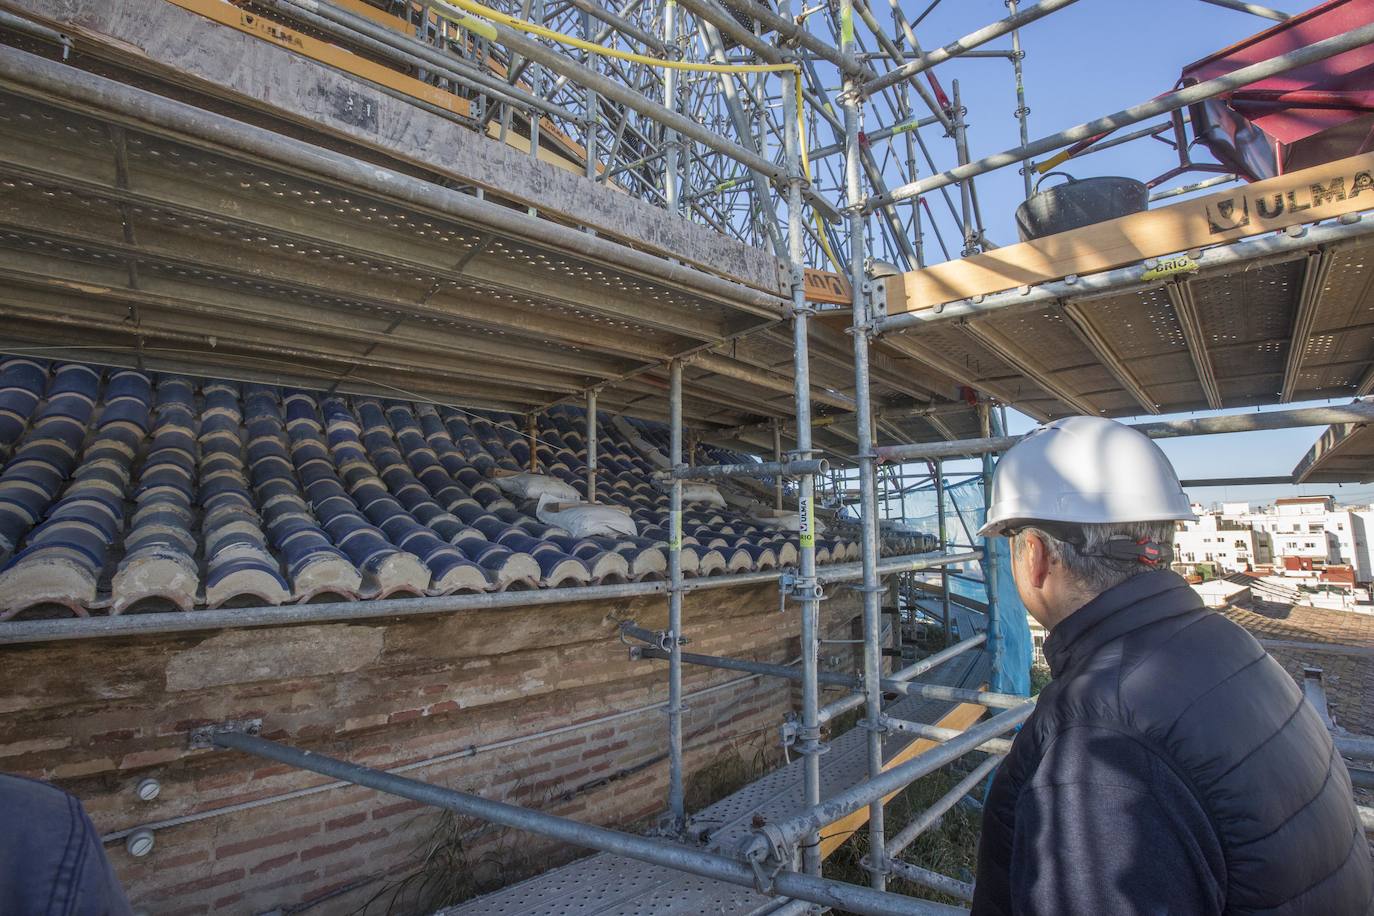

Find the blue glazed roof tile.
[{"left": 0, "top": 359, "right": 933, "bottom": 620}]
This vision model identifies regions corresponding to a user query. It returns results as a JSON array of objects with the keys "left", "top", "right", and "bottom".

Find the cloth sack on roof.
[
  {"left": 493, "top": 472, "right": 579, "bottom": 503},
  {"left": 658, "top": 480, "right": 726, "bottom": 507},
  {"left": 536, "top": 494, "right": 637, "bottom": 538}
]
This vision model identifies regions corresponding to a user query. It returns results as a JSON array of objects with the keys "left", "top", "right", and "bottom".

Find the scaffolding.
[{"left": 1, "top": 0, "right": 1373, "bottom": 912}]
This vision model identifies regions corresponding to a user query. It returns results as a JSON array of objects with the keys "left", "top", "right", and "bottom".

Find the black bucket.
[{"left": 1014, "top": 173, "right": 1149, "bottom": 242}]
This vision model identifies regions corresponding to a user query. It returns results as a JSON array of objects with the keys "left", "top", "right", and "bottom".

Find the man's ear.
[{"left": 1022, "top": 530, "right": 1052, "bottom": 590}]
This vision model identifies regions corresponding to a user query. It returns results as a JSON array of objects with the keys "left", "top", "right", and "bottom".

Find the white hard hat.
[{"left": 976, "top": 415, "right": 1196, "bottom": 538}]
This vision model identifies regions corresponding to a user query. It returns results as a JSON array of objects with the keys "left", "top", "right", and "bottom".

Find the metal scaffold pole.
[
  {"left": 979, "top": 403, "right": 1002, "bottom": 681},
  {"left": 1006, "top": 0, "right": 1034, "bottom": 200},
  {"left": 934, "top": 458, "right": 951, "bottom": 646},
  {"left": 841, "top": 0, "right": 886, "bottom": 889},
  {"left": 781, "top": 58, "right": 825, "bottom": 878},
  {"left": 210, "top": 731, "right": 963, "bottom": 916},
  {"left": 662, "top": 0, "right": 681, "bottom": 215},
  {"left": 772, "top": 419, "right": 785, "bottom": 510},
  {"left": 873, "top": 401, "right": 1374, "bottom": 463},
  {"left": 586, "top": 388, "right": 598, "bottom": 501},
  {"left": 667, "top": 357, "right": 685, "bottom": 831}
]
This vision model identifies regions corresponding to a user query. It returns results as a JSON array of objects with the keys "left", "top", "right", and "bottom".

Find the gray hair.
[{"left": 1014, "top": 521, "right": 1176, "bottom": 596}]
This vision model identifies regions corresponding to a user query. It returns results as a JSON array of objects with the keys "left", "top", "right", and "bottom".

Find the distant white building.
[
  {"left": 1232, "top": 496, "right": 1374, "bottom": 586},
  {"left": 1249, "top": 496, "right": 1339, "bottom": 566},
  {"left": 1174, "top": 507, "right": 1269, "bottom": 575}
]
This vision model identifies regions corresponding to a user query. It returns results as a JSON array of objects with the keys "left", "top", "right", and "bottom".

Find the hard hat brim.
[{"left": 975, "top": 506, "right": 1198, "bottom": 540}]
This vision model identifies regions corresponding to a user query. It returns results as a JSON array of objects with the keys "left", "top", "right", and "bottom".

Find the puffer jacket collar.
[{"left": 1042, "top": 571, "right": 1202, "bottom": 678}]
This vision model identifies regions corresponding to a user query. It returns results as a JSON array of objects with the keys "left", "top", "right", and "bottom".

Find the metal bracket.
[
  {"left": 743, "top": 825, "right": 791, "bottom": 887},
  {"left": 778, "top": 572, "right": 826, "bottom": 612},
  {"left": 867, "top": 276, "right": 889, "bottom": 320},
  {"left": 780, "top": 716, "right": 799, "bottom": 746},
  {"left": 619, "top": 620, "right": 685, "bottom": 652},
  {"left": 796, "top": 729, "right": 830, "bottom": 758},
  {"left": 844, "top": 317, "right": 877, "bottom": 339},
  {"left": 188, "top": 718, "right": 262, "bottom": 750},
  {"left": 857, "top": 854, "right": 888, "bottom": 877},
  {"left": 859, "top": 716, "right": 890, "bottom": 736},
  {"left": 781, "top": 715, "right": 830, "bottom": 757}
]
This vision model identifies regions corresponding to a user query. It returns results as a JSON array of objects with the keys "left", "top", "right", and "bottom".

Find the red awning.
[{"left": 1183, "top": 0, "right": 1374, "bottom": 175}]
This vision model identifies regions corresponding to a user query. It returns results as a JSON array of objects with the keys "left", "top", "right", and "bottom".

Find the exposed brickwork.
[{"left": 0, "top": 583, "right": 864, "bottom": 913}]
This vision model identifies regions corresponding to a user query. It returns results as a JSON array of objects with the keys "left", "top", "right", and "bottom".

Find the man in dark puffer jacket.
[{"left": 970, "top": 416, "right": 1372, "bottom": 915}]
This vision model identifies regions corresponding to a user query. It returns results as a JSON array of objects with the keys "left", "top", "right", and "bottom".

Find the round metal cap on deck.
[{"left": 976, "top": 415, "right": 1196, "bottom": 538}]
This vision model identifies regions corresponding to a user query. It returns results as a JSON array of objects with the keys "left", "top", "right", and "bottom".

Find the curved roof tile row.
[{"left": 0, "top": 358, "right": 935, "bottom": 620}]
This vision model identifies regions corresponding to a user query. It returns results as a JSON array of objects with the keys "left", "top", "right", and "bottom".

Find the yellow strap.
[
  {"left": 430, "top": 0, "right": 847, "bottom": 278},
  {"left": 434, "top": 0, "right": 791, "bottom": 72},
  {"left": 1034, "top": 148, "right": 1074, "bottom": 174}
]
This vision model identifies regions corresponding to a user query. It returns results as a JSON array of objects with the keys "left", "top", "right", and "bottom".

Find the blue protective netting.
[
  {"left": 988, "top": 535, "right": 1031, "bottom": 695},
  {"left": 887, "top": 474, "right": 1032, "bottom": 696}
]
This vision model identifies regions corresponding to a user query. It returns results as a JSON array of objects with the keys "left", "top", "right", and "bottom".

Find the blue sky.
[{"left": 883, "top": 0, "right": 1372, "bottom": 508}]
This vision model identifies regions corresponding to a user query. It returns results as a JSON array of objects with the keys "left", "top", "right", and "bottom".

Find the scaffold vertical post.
[
  {"left": 841, "top": 0, "right": 887, "bottom": 888},
  {"left": 935, "top": 458, "right": 952, "bottom": 647},
  {"left": 782, "top": 59, "right": 824, "bottom": 879},
  {"left": 773, "top": 418, "right": 784, "bottom": 510},
  {"left": 979, "top": 403, "right": 1002, "bottom": 680},
  {"left": 1006, "top": 0, "right": 1033, "bottom": 200},
  {"left": 667, "top": 357, "right": 685, "bottom": 832},
  {"left": 952, "top": 79, "right": 976, "bottom": 257},
  {"left": 663, "top": 0, "right": 681, "bottom": 215},
  {"left": 581, "top": 7, "right": 598, "bottom": 181},
  {"left": 586, "top": 388, "right": 598, "bottom": 502}
]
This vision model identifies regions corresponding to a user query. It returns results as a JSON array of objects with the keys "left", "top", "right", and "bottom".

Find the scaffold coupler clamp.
[
  {"left": 850, "top": 305, "right": 879, "bottom": 337},
  {"left": 781, "top": 715, "right": 799, "bottom": 748},
  {"left": 618, "top": 620, "right": 681, "bottom": 654},
  {"left": 798, "top": 723, "right": 829, "bottom": 759},
  {"left": 780, "top": 714, "right": 828, "bottom": 757},
  {"left": 860, "top": 715, "right": 890, "bottom": 736},
  {"left": 742, "top": 827, "right": 790, "bottom": 891},
  {"left": 858, "top": 853, "right": 888, "bottom": 879},
  {"left": 778, "top": 571, "right": 826, "bottom": 613},
  {"left": 835, "top": 83, "right": 863, "bottom": 108},
  {"left": 848, "top": 444, "right": 882, "bottom": 465}
]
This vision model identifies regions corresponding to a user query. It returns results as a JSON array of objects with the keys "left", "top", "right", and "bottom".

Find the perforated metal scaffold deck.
[
  {"left": 0, "top": 0, "right": 999, "bottom": 460},
  {"left": 442, "top": 604, "right": 990, "bottom": 916}
]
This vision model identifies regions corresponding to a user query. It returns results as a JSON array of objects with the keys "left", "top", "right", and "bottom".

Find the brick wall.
[{"left": 0, "top": 583, "right": 864, "bottom": 914}]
